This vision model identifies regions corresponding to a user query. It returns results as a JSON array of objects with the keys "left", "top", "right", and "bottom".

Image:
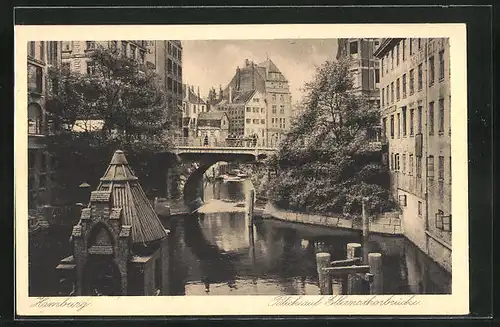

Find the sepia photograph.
[{"left": 16, "top": 24, "right": 468, "bottom": 316}]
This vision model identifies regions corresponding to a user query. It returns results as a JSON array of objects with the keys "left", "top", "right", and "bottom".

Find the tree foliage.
[
  {"left": 46, "top": 46, "right": 173, "bottom": 205},
  {"left": 268, "top": 57, "right": 397, "bottom": 217}
]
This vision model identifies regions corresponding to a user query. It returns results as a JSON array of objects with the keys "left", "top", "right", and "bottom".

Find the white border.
[{"left": 15, "top": 24, "right": 468, "bottom": 316}]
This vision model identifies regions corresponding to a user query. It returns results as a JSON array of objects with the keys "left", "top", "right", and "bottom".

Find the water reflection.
[
  {"left": 167, "top": 179, "right": 451, "bottom": 296},
  {"left": 28, "top": 178, "right": 452, "bottom": 297}
]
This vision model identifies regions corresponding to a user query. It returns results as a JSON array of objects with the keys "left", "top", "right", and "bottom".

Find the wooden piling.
[
  {"left": 316, "top": 252, "right": 332, "bottom": 295},
  {"left": 368, "top": 253, "right": 383, "bottom": 294},
  {"left": 346, "top": 243, "right": 363, "bottom": 294},
  {"left": 362, "top": 198, "right": 369, "bottom": 238},
  {"left": 362, "top": 198, "right": 370, "bottom": 262},
  {"left": 246, "top": 189, "right": 255, "bottom": 228}
]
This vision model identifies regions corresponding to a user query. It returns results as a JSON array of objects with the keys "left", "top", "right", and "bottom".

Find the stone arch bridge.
[{"left": 158, "top": 145, "right": 276, "bottom": 212}]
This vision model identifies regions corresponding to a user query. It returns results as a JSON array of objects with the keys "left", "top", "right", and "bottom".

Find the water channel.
[
  {"left": 28, "top": 177, "right": 451, "bottom": 296},
  {"left": 165, "top": 178, "right": 451, "bottom": 296}
]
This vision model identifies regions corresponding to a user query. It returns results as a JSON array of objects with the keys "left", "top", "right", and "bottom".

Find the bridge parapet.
[{"left": 172, "top": 137, "right": 277, "bottom": 157}]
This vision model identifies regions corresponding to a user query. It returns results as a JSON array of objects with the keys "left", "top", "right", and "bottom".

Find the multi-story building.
[
  {"left": 216, "top": 88, "right": 268, "bottom": 146},
  {"left": 165, "top": 41, "right": 183, "bottom": 134},
  {"left": 374, "top": 38, "right": 451, "bottom": 273},
  {"left": 337, "top": 38, "right": 381, "bottom": 108},
  {"left": 28, "top": 41, "right": 61, "bottom": 210},
  {"left": 61, "top": 40, "right": 183, "bottom": 134},
  {"left": 215, "top": 58, "right": 292, "bottom": 147},
  {"left": 181, "top": 83, "right": 207, "bottom": 137},
  {"left": 61, "top": 40, "right": 149, "bottom": 74}
]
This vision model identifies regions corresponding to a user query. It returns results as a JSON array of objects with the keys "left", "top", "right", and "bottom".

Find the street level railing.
[{"left": 173, "top": 137, "right": 265, "bottom": 149}]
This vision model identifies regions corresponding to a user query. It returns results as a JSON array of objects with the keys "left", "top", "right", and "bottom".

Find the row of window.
[
  {"left": 167, "top": 42, "right": 182, "bottom": 62},
  {"left": 167, "top": 59, "right": 182, "bottom": 78},
  {"left": 246, "top": 107, "right": 265, "bottom": 114},
  {"left": 390, "top": 153, "right": 452, "bottom": 185},
  {"left": 268, "top": 73, "right": 284, "bottom": 82},
  {"left": 382, "top": 98, "right": 448, "bottom": 139},
  {"left": 381, "top": 38, "right": 427, "bottom": 77},
  {"left": 381, "top": 49, "right": 446, "bottom": 107},
  {"left": 167, "top": 78, "right": 183, "bottom": 96},
  {"left": 271, "top": 118, "right": 286, "bottom": 129},
  {"left": 271, "top": 105, "right": 286, "bottom": 114},
  {"left": 347, "top": 39, "right": 380, "bottom": 56},
  {"left": 271, "top": 93, "right": 289, "bottom": 102},
  {"left": 245, "top": 118, "right": 266, "bottom": 125}
]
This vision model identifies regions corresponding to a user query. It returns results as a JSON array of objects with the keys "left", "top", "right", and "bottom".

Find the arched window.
[{"left": 28, "top": 103, "right": 42, "bottom": 135}]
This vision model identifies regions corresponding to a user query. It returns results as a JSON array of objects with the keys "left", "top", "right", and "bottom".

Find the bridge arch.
[{"left": 180, "top": 152, "right": 259, "bottom": 211}]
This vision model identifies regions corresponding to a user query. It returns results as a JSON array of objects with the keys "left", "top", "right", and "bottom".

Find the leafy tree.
[
  {"left": 46, "top": 46, "right": 173, "bottom": 205},
  {"left": 268, "top": 57, "right": 397, "bottom": 217}
]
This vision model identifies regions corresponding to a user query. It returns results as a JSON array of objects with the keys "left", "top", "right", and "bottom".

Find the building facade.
[
  {"left": 28, "top": 41, "right": 61, "bottom": 211},
  {"left": 215, "top": 58, "right": 292, "bottom": 147},
  {"left": 61, "top": 40, "right": 149, "bottom": 74},
  {"left": 196, "top": 111, "right": 230, "bottom": 146},
  {"left": 216, "top": 89, "right": 268, "bottom": 147},
  {"left": 61, "top": 40, "right": 183, "bottom": 134},
  {"left": 337, "top": 38, "right": 381, "bottom": 108},
  {"left": 374, "top": 38, "right": 451, "bottom": 273},
  {"left": 181, "top": 83, "right": 207, "bottom": 137}
]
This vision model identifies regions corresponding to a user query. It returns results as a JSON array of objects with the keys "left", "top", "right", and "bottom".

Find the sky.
[{"left": 182, "top": 39, "right": 338, "bottom": 104}]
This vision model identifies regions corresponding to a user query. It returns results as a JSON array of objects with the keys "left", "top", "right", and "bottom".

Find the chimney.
[
  {"left": 229, "top": 86, "right": 233, "bottom": 103},
  {"left": 245, "top": 59, "right": 249, "bottom": 67}
]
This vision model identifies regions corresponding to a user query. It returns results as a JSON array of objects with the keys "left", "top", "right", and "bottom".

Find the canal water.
[
  {"left": 165, "top": 178, "right": 452, "bottom": 296},
  {"left": 28, "top": 178, "right": 451, "bottom": 296}
]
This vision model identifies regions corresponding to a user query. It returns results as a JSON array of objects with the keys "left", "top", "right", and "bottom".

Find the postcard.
[{"left": 16, "top": 23, "right": 468, "bottom": 316}]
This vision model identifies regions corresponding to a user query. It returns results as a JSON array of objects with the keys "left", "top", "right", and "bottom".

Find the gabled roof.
[
  {"left": 94, "top": 150, "right": 168, "bottom": 244},
  {"left": 198, "top": 111, "right": 228, "bottom": 128},
  {"left": 258, "top": 59, "right": 280, "bottom": 74}
]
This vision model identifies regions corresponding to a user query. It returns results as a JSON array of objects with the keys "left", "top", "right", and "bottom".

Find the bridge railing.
[{"left": 173, "top": 136, "right": 264, "bottom": 148}]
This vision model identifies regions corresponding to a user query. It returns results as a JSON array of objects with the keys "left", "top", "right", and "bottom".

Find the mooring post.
[
  {"left": 316, "top": 252, "right": 332, "bottom": 295},
  {"left": 246, "top": 188, "right": 255, "bottom": 228},
  {"left": 362, "top": 197, "right": 370, "bottom": 262},
  {"left": 346, "top": 243, "right": 363, "bottom": 295},
  {"left": 368, "top": 253, "right": 383, "bottom": 294}
]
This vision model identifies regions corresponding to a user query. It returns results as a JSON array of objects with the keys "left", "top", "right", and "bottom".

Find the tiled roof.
[
  {"left": 90, "top": 191, "right": 112, "bottom": 202},
  {"left": 232, "top": 90, "right": 257, "bottom": 104},
  {"left": 94, "top": 150, "right": 168, "bottom": 244},
  {"left": 100, "top": 151, "right": 138, "bottom": 182},
  {"left": 258, "top": 59, "right": 281, "bottom": 73},
  {"left": 198, "top": 111, "right": 228, "bottom": 128},
  {"left": 224, "top": 63, "right": 266, "bottom": 95}
]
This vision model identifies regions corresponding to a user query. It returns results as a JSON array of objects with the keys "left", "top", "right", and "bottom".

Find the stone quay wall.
[{"left": 262, "top": 203, "right": 403, "bottom": 236}]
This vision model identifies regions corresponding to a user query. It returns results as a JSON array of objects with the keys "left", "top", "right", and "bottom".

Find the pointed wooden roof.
[{"left": 95, "top": 150, "right": 167, "bottom": 244}]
